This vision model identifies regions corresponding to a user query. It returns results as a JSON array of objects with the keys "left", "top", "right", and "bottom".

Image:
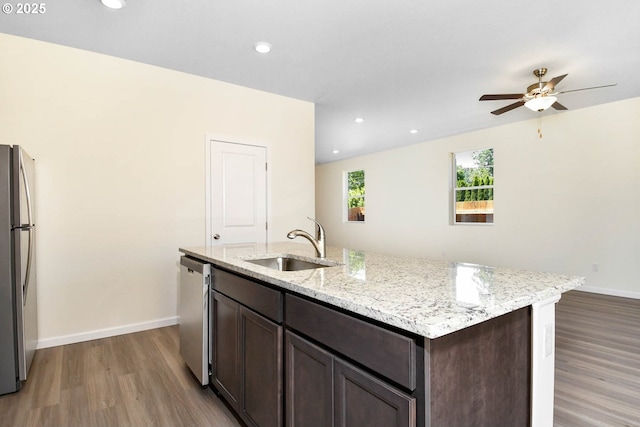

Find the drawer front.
[
  {"left": 286, "top": 294, "right": 417, "bottom": 391},
  {"left": 213, "top": 268, "right": 283, "bottom": 323}
]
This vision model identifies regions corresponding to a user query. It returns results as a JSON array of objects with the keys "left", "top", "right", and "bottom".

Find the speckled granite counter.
[{"left": 179, "top": 242, "right": 583, "bottom": 339}]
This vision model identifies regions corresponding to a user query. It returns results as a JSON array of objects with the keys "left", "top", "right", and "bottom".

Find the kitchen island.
[{"left": 180, "top": 242, "right": 584, "bottom": 427}]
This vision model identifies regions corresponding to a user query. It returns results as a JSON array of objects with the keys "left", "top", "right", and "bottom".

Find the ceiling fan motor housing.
[
  {"left": 527, "top": 82, "right": 550, "bottom": 95},
  {"left": 528, "top": 68, "right": 553, "bottom": 95}
]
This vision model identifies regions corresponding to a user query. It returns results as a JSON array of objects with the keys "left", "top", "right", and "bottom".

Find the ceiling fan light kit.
[
  {"left": 254, "top": 42, "right": 272, "bottom": 54},
  {"left": 524, "top": 95, "right": 557, "bottom": 112}
]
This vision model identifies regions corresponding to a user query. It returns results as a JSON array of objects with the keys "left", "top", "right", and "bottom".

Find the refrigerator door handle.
[{"left": 19, "top": 152, "right": 34, "bottom": 300}]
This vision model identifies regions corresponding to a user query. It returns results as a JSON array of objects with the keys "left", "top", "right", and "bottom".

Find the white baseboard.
[
  {"left": 36, "top": 316, "right": 179, "bottom": 349},
  {"left": 576, "top": 286, "right": 640, "bottom": 300}
]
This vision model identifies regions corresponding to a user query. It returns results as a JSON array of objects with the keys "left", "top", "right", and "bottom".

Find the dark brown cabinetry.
[
  {"left": 285, "top": 293, "right": 417, "bottom": 427},
  {"left": 285, "top": 294, "right": 418, "bottom": 391},
  {"left": 285, "top": 331, "right": 334, "bottom": 427},
  {"left": 211, "top": 269, "right": 283, "bottom": 427},
  {"left": 334, "top": 359, "right": 415, "bottom": 427},
  {"left": 212, "top": 292, "right": 241, "bottom": 408},
  {"left": 242, "top": 307, "right": 282, "bottom": 427},
  {"left": 286, "top": 331, "right": 416, "bottom": 427},
  {"left": 206, "top": 263, "right": 531, "bottom": 427}
]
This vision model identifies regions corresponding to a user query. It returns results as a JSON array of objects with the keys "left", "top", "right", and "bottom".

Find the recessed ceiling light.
[
  {"left": 254, "top": 42, "right": 272, "bottom": 54},
  {"left": 332, "top": 150, "right": 340, "bottom": 154},
  {"left": 354, "top": 117, "right": 364, "bottom": 124},
  {"left": 100, "top": 0, "right": 126, "bottom": 9},
  {"left": 409, "top": 129, "right": 419, "bottom": 134}
]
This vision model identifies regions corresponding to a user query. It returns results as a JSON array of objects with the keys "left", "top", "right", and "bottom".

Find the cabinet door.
[
  {"left": 285, "top": 331, "right": 333, "bottom": 427},
  {"left": 242, "top": 307, "right": 283, "bottom": 427},
  {"left": 212, "top": 292, "right": 242, "bottom": 411},
  {"left": 334, "top": 360, "right": 416, "bottom": 427}
]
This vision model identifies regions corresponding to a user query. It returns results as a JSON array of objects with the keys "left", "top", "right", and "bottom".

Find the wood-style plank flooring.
[
  {"left": 555, "top": 291, "right": 640, "bottom": 427},
  {"left": 0, "top": 326, "right": 241, "bottom": 427},
  {"left": 1, "top": 290, "right": 637, "bottom": 427}
]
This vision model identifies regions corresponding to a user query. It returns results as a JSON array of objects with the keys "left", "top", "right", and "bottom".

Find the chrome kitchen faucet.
[{"left": 287, "top": 217, "right": 326, "bottom": 258}]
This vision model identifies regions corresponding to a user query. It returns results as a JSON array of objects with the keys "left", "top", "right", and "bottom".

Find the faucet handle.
[{"left": 306, "top": 217, "right": 325, "bottom": 239}]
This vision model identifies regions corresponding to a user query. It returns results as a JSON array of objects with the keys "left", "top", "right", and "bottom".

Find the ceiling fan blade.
[
  {"left": 479, "top": 94, "right": 523, "bottom": 101},
  {"left": 490, "top": 101, "right": 525, "bottom": 115},
  {"left": 543, "top": 74, "right": 568, "bottom": 91},
  {"left": 557, "top": 83, "right": 617, "bottom": 94},
  {"left": 551, "top": 101, "right": 568, "bottom": 110}
]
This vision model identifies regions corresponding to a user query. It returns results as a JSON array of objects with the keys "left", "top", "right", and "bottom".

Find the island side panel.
[
  {"left": 428, "top": 307, "right": 531, "bottom": 427},
  {"left": 530, "top": 295, "right": 561, "bottom": 427}
]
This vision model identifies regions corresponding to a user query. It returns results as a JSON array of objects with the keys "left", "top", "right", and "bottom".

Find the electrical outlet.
[{"left": 592, "top": 263, "right": 599, "bottom": 273}]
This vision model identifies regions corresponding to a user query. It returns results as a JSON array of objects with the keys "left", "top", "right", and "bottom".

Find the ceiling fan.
[{"left": 479, "top": 68, "right": 616, "bottom": 115}]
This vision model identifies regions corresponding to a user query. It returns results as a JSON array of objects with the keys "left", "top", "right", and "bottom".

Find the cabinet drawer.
[
  {"left": 286, "top": 294, "right": 417, "bottom": 391},
  {"left": 213, "top": 268, "right": 283, "bottom": 323}
]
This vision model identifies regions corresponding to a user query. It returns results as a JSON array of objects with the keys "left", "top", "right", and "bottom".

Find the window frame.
[
  {"left": 451, "top": 148, "right": 494, "bottom": 225},
  {"left": 344, "top": 169, "right": 365, "bottom": 223}
]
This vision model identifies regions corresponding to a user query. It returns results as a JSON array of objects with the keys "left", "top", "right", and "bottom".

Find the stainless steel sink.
[{"left": 245, "top": 256, "right": 337, "bottom": 271}]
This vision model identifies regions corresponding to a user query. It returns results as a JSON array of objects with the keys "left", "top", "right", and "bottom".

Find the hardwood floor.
[
  {"left": 1, "top": 291, "right": 637, "bottom": 427},
  {"left": 0, "top": 326, "right": 241, "bottom": 427},
  {"left": 554, "top": 290, "right": 640, "bottom": 427}
]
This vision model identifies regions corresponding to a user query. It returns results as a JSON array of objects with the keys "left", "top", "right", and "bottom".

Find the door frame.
[{"left": 205, "top": 134, "right": 269, "bottom": 247}]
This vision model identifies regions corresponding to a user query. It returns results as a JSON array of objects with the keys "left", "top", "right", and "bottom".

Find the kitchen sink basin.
[{"left": 244, "top": 256, "right": 338, "bottom": 271}]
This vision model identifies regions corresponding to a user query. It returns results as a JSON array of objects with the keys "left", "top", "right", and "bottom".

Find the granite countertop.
[{"left": 179, "top": 242, "right": 584, "bottom": 339}]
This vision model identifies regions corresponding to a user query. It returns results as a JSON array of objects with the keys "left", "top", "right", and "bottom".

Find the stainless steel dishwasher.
[{"left": 179, "top": 256, "right": 211, "bottom": 385}]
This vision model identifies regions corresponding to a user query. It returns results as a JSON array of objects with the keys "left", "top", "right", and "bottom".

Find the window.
[
  {"left": 345, "top": 169, "right": 365, "bottom": 222},
  {"left": 453, "top": 148, "right": 494, "bottom": 224}
]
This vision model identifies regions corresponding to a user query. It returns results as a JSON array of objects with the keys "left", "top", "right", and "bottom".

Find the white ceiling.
[{"left": 2, "top": 0, "right": 639, "bottom": 164}]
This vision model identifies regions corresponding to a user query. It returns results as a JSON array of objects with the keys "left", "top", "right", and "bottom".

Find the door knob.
[{"left": 213, "top": 234, "right": 221, "bottom": 240}]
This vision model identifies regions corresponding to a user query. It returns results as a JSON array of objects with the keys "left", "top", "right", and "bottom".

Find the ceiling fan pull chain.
[{"left": 538, "top": 114, "right": 543, "bottom": 139}]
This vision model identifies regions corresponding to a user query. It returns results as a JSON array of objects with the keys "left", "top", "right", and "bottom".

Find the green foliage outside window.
[
  {"left": 456, "top": 149, "right": 494, "bottom": 202},
  {"left": 347, "top": 170, "right": 365, "bottom": 208}
]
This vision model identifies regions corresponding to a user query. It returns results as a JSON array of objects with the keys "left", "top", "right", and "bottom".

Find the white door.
[{"left": 206, "top": 139, "right": 267, "bottom": 246}]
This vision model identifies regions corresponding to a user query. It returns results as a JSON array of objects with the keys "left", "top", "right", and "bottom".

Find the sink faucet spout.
[{"left": 287, "top": 217, "right": 326, "bottom": 258}]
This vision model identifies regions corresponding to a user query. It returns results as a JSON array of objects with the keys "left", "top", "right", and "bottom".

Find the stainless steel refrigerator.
[{"left": 0, "top": 145, "right": 38, "bottom": 395}]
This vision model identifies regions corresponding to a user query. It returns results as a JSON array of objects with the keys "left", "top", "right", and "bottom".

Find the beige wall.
[
  {"left": 316, "top": 97, "right": 640, "bottom": 298},
  {"left": 0, "top": 34, "right": 315, "bottom": 346}
]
